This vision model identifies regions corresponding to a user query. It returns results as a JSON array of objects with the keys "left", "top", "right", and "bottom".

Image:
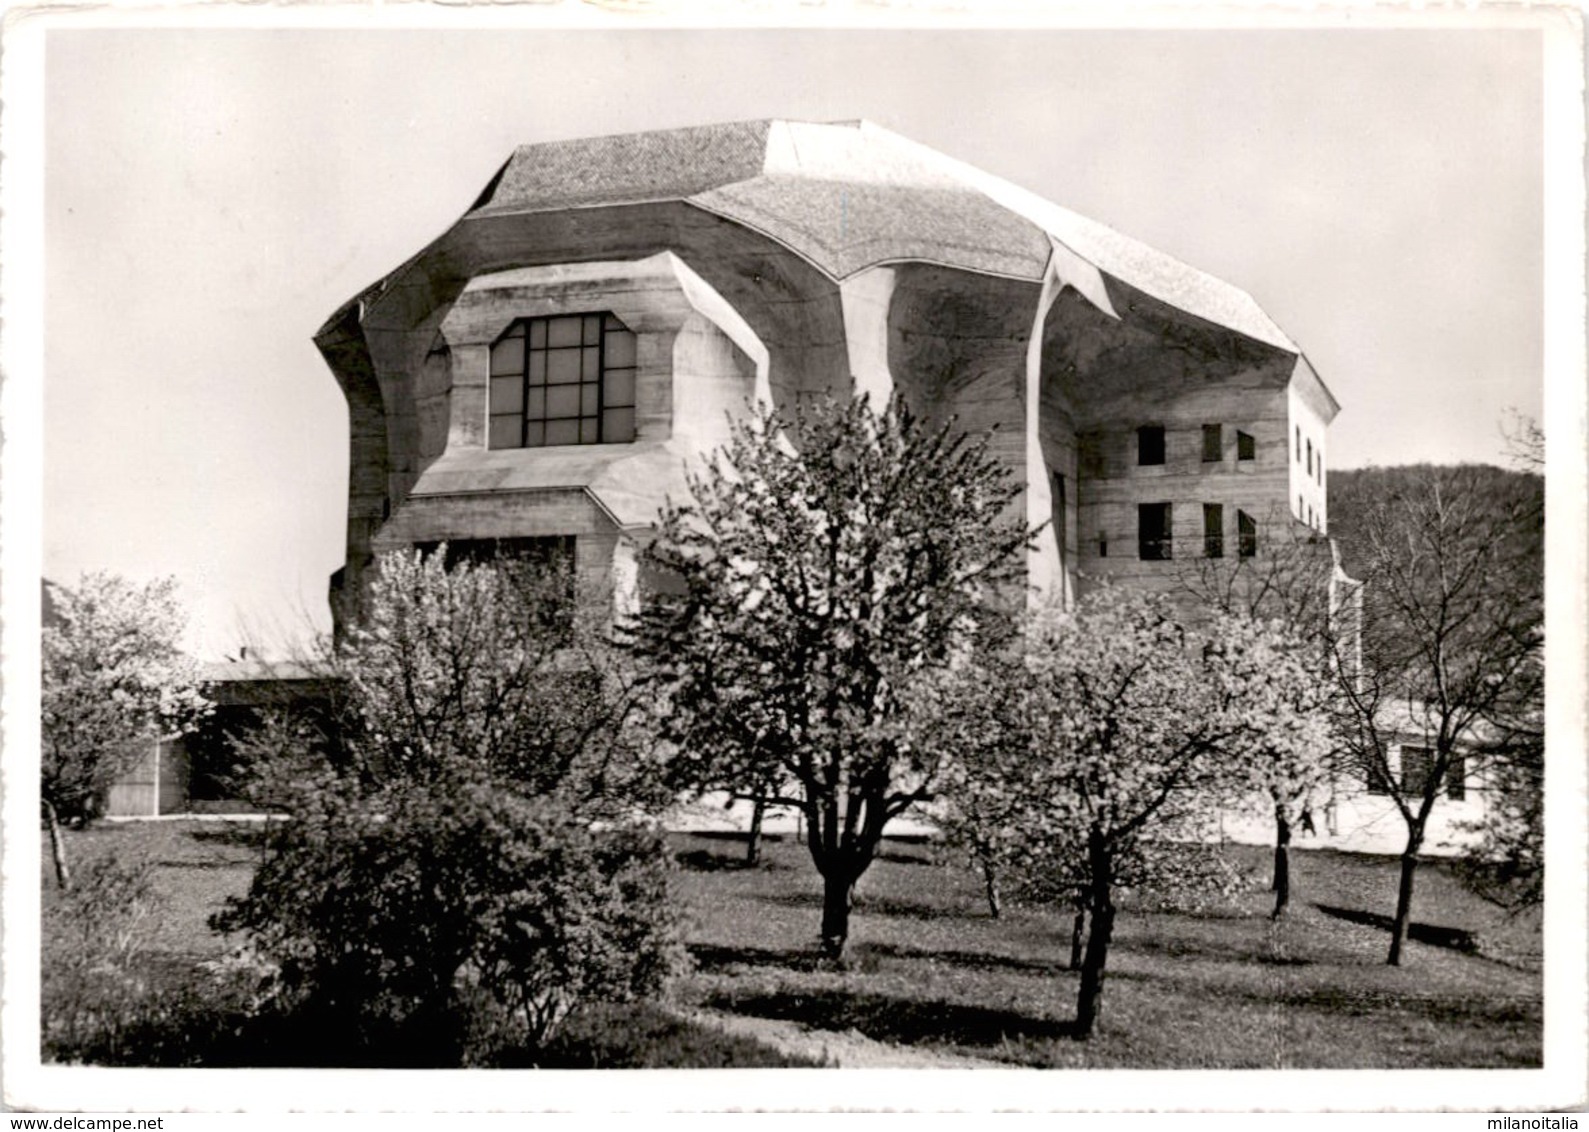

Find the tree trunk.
[
  {"left": 1387, "top": 833, "right": 1422, "bottom": 966},
  {"left": 807, "top": 788, "right": 889, "bottom": 961},
  {"left": 1069, "top": 906, "right": 1087, "bottom": 971},
  {"left": 980, "top": 855, "right": 1002, "bottom": 919},
  {"left": 44, "top": 799, "right": 71, "bottom": 891},
  {"left": 745, "top": 796, "right": 766, "bottom": 866},
  {"left": 1073, "top": 834, "right": 1115, "bottom": 1040},
  {"left": 1271, "top": 807, "right": 1292, "bottom": 919},
  {"left": 819, "top": 867, "right": 854, "bottom": 960}
]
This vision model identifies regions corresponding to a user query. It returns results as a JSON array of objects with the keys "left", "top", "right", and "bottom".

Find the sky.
[{"left": 27, "top": 14, "right": 1557, "bottom": 660}]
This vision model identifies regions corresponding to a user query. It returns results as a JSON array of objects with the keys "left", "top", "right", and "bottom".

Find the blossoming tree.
[
  {"left": 931, "top": 591, "right": 1327, "bottom": 1038},
  {"left": 41, "top": 572, "right": 207, "bottom": 888},
  {"left": 631, "top": 395, "right": 1031, "bottom": 959}
]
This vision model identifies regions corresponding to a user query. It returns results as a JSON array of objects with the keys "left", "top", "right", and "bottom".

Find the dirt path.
[{"left": 678, "top": 1007, "right": 1006, "bottom": 1069}]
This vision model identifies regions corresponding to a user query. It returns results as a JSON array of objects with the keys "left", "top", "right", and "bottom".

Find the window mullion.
[
  {"left": 527, "top": 321, "right": 540, "bottom": 448},
  {"left": 596, "top": 321, "right": 606, "bottom": 444},
  {"left": 489, "top": 312, "right": 634, "bottom": 449}
]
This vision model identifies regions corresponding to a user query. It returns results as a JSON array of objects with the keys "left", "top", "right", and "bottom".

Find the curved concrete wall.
[
  {"left": 329, "top": 248, "right": 767, "bottom": 625},
  {"left": 320, "top": 178, "right": 1327, "bottom": 632},
  {"left": 1037, "top": 280, "right": 1303, "bottom": 597}
]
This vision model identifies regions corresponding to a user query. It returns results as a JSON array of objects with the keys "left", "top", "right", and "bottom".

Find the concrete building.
[
  {"left": 317, "top": 119, "right": 1339, "bottom": 631},
  {"left": 100, "top": 659, "right": 336, "bottom": 817},
  {"left": 217, "top": 120, "right": 1497, "bottom": 852},
  {"left": 1221, "top": 699, "right": 1501, "bottom": 858}
]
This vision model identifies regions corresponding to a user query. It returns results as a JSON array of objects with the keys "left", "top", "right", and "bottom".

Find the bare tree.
[
  {"left": 1501, "top": 408, "right": 1544, "bottom": 473},
  {"left": 1327, "top": 463, "right": 1543, "bottom": 965},
  {"left": 1449, "top": 415, "right": 1546, "bottom": 913},
  {"left": 1174, "top": 503, "right": 1337, "bottom": 640}
]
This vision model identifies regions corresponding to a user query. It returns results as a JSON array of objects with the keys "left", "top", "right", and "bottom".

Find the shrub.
[
  {"left": 214, "top": 767, "right": 681, "bottom": 1063},
  {"left": 212, "top": 550, "right": 681, "bottom": 1064},
  {"left": 41, "top": 855, "right": 161, "bottom": 1061}
]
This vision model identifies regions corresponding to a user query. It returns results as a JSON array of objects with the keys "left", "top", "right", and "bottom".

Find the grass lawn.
[
  {"left": 41, "top": 821, "right": 1541, "bottom": 1069},
  {"left": 42, "top": 819, "right": 260, "bottom": 961},
  {"left": 671, "top": 832, "right": 1541, "bottom": 1069}
]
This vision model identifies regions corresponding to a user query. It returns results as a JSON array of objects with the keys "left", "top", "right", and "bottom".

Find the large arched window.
[{"left": 488, "top": 313, "right": 638, "bottom": 448}]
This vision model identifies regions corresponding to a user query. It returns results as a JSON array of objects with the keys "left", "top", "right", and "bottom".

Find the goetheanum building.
[
  {"left": 317, "top": 119, "right": 1340, "bottom": 633},
  {"left": 307, "top": 121, "right": 1504, "bottom": 857}
]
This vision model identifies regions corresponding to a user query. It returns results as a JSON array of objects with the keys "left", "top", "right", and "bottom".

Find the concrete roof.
[
  {"left": 1369, "top": 697, "right": 1501, "bottom": 748},
  {"left": 408, "top": 441, "right": 689, "bottom": 530},
  {"left": 472, "top": 119, "right": 1303, "bottom": 354},
  {"left": 200, "top": 659, "right": 331, "bottom": 684}
]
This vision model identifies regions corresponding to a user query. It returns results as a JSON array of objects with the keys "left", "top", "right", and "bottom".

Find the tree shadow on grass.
[
  {"left": 687, "top": 943, "right": 828, "bottom": 974},
  {"left": 1125, "top": 933, "right": 1315, "bottom": 968},
  {"left": 674, "top": 849, "right": 763, "bottom": 873},
  {"left": 859, "top": 941, "right": 1071, "bottom": 977},
  {"left": 1313, "top": 904, "right": 1476, "bottom": 952},
  {"left": 187, "top": 825, "right": 268, "bottom": 851},
  {"left": 851, "top": 893, "right": 975, "bottom": 921},
  {"left": 1131, "top": 904, "right": 1257, "bottom": 922},
  {"left": 706, "top": 987, "right": 1077, "bottom": 1048},
  {"left": 743, "top": 890, "right": 975, "bottom": 922},
  {"left": 1275, "top": 985, "right": 1539, "bottom": 1028},
  {"left": 688, "top": 941, "right": 1070, "bottom": 980},
  {"left": 744, "top": 891, "right": 821, "bottom": 911},
  {"left": 1116, "top": 961, "right": 1539, "bottom": 1037}
]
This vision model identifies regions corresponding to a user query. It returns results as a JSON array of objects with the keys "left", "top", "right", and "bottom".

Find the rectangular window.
[
  {"left": 1097, "top": 532, "right": 1108, "bottom": 558},
  {"left": 1237, "top": 430, "right": 1256, "bottom": 461},
  {"left": 1202, "top": 424, "right": 1223, "bottom": 463},
  {"left": 415, "top": 535, "right": 575, "bottom": 575},
  {"left": 1317, "top": 449, "right": 1324, "bottom": 484},
  {"left": 1366, "top": 763, "right": 1392, "bottom": 796},
  {"left": 1295, "top": 425, "right": 1302, "bottom": 461},
  {"left": 1138, "top": 502, "right": 1172, "bottom": 561},
  {"left": 1400, "top": 745, "right": 1435, "bottom": 796},
  {"left": 1306, "top": 438, "right": 1313, "bottom": 476},
  {"left": 1077, "top": 432, "right": 1105, "bottom": 478},
  {"left": 489, "top": 313, "right": 638, "bottom": 449},
  {"left": 1137, "top": 425, "right": 1165, "bottom": 467},
  {"left": 414, "top": 536, "right": 577, "bottom": 628},
  {"left": 1238, "top": 510, "right": 1257, "bottom": 558},
  {"left": 1394, "top": 746, "right": 1465, "bottom": 799},
  {"left": 1052, "top": 472, "right": 1067, "bottom": 573},
  {"left": 1203, "top": 503, "right": 1224, "bottom": 558}
]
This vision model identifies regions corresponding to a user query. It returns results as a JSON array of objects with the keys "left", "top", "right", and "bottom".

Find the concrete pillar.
[
  {"left": 1027, "top": 239, "right": 1119, "bottom": 610},
  {"left": 839, "top": 267, "right": 897, "bottom": 410}
]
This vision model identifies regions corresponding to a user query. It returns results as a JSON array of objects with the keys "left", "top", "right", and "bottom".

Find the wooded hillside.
[{"left": 1329, "top": 464, "right": 1543, "bottom": 583}]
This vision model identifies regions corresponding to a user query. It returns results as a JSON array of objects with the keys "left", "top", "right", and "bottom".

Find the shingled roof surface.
[
  {"left": 483, "top": 120, "right": 776, "bottom": 214},
  {"left": 470, "top": 118, "right": 1300, "bottom": 353}
]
